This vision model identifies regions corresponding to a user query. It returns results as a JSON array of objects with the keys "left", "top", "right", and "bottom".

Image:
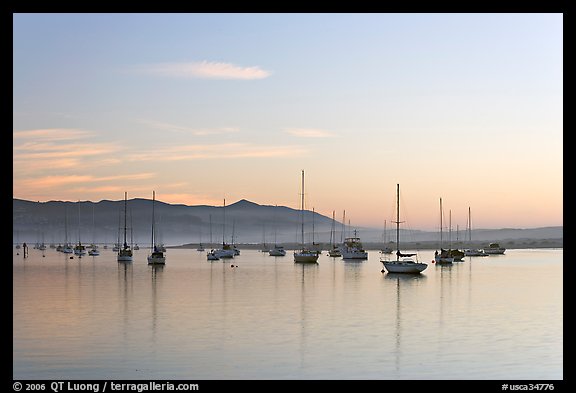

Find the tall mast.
[
  {"left": 92, "top": 204, "right": 96, "bottom": 246},
  {"left": 123, "top": 192, "right": 128, "bottom": 248},
  {"left": 300, "top": 170, "right": 305, "bottom": 248},
  {"left": 396, "top": 184, "right": 400, "bottom": 261},
  {"left": 130, "top": 207, "right": 133, "bottom": 247},
  {"left": 78, "top": 201, "right": 81, "bottom": 246},
  {"left": 341, "top": 210, "right": 346, "bottom": 243},
  {"left": 439, "top": 197, "right": 443, "bottom": 249},
  {"left": 449, "top": 209, "right": 452, "bottom": 250},
  {"left": 151, "top": 191, "right": 155, "bottom": 249},
  {"left": 468, "top": 206, "right": 472, "bottom": 243},
  {"left": 222, "top": 198, "right": 226, "bottom": 246},
  {"left": 64, "top": 205, "right": 68, "bottom": 246},
  {"left": 312, "top": 207, "right": 315, "bottom": 245},
  {"left": 330, "top": 210, "right": 335, "bottom": 247},
  {"left": 209, "top": 214, "right": 213, "bottom": 247}
]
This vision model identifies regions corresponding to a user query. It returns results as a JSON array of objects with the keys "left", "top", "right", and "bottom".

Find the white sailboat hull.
[
  {"left": 213, "top": 249, "right": 235, "bottom": 259},
  {"left": 269, "top": 247, "right": 286, "bottom": 256},
  {"left": 383, "top": 260, "right": 427, "bottom": 273},
  {"left": 294, "top": 251, "right": 319, "bottom": 263}
]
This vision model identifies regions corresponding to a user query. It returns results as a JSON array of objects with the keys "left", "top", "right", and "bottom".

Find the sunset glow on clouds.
[
  {"left": 283, "top": 128, "right": 337, "bottom": 138},
  {"left": 133, "top": 61, "right": 272, "bottom": 80},
  {"left": 125, "top": 143, "right": 307, "bottom": 161}
]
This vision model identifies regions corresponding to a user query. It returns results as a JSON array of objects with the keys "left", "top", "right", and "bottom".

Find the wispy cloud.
[
  {"left": 283, "top": 128, "right": 337, "bottom": 138},
  {"left": 18, "top": 173, "right": 155, "bottom": 189},
  {"left": 127, "top": 143, "right": 307, "bottom": 161},
  {"left": 13, "top": 128, "right": 126, "bottom": 177},
  {"left": 133, "top": 60, "right": 272, "bottom": 80},
  {"left": 139, "top": 120, "right": 239, "bottom": 136},
  {"left": 13, "top": 128, "right": 93, "bottom": 141}
]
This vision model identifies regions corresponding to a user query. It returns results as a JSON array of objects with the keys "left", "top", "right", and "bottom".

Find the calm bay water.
[{"left": 13, "top": 247, "right": 562, "bottom": 380}]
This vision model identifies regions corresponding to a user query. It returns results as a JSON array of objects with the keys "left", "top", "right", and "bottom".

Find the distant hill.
[{"left": 12, "top": 198, "right": 563, "bottom": 248}]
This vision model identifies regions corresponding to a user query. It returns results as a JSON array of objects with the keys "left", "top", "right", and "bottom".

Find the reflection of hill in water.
[{"left": 13, "top": 198, "right": 562, "bottom": 247}]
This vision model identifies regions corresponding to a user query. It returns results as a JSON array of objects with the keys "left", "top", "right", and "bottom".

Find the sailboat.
[
  {"left": 294, "top": 170, "right": 319, "bottom": 263},
  {"left": 211, "top": 199, "right": 235, "bottom": 259},
  {"left": 74, "top": 201, "right": 86, "bottom": 257},
  {"left": 15, "top": 230, "right": 21, "bottom": 249},
  {"left": 380, "top": 220, "right": 393, "bottom": 254},
  {"left": 147, "top": 191, "right": 166, "bottom": 264},
  {"left": 434, "top": 198, "right": 454, "bottom": 264},
  {"left": 381, "top": 184, "right": 428, "bottom": 274},
  {"left": 269, "top": 205, "right": 286, "bottom": 256},
  {"left": 260, "top": 222, "right": 269, "bottom": 252},
  {"left": 446, "top": 211, "right": 465, "bottom": 261},
  {"left": 310, "top": 207, "right": 322, "bottom": 255},
  {"left": 231, "top": 220, "right": 240, "bottom": 255},
  {"left": 88, "top": 204, "right": 100, "bottom": 256},
  {"left": 117, "top": 192, "right": 133, "bottom": 262},
  {"left": 196, "top": 225, "right": 205, "bottom": 251},
  {"left": 464, "top": 207, "right": 488, "bottom": 256},
  {"left": 206, "top": 214, "right": 220, "bottom": 260},
  {"left": 327, "top": 210, "right": 342, "bottom": 257},
  {"left": 62, "top": 206, "right": 74, "bottom": 254}
]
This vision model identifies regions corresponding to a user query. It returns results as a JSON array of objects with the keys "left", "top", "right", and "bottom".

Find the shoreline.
[{"left": 169, "top": 239, "right": 563, "bottom": 251}]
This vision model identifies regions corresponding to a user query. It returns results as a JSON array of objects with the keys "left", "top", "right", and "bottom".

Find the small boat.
[
  {"left": 381, "top": 184, "right": 428, "bottom": 274},
  {"left": 434, "top": 198, "right": 454, "bottom": 264},
  {"left": 294, "top": 170, "right": 319, "bottom": 264},
  {"left": 482, "top": 242, "right": 506, "bottom": 255},
  {"left": 74, "top": 202, "right": 86, "bottom": 256},
  {"left": 61, "top": 207, "right": 74, "bottom": 253},
  {"left": 269, "top": 245, "right": 286, "bottom": 256},
  {"left": 87, "top": 206, "right": 99, "bottom": 257},
  {"left": 147, "top": 191, "right": 166, "bottom": 265},
  {"left": 341, "top": 230, "right": 368, "bottom": 260},
  {"left": 212, "top": 199, "right": 235, "bottom": 259},
  {"left": 231, "top": 221, "right": 240, "bottom": 255},
  {"left": 74, "top": 243, "right": 86, "bottom": 256},
  {"left": 268, "top": 208, "right": 286, "bottom": 256},
  {"left": 328, "top": 246, "right": 342, "bottom": 257},
  {"left": 327, "top": 210, "right": 342, "bottom": 257},
  {"left": 380, "top": 220, "right": 393, "bottom": 254},
  {"left": 206, "top": 250, "right": 220, "bottom": 260},
  {"left": 117, "top": 192, "right": 133, "bottom": 262},
  {"left": 213, "top": 245, "right": 235, "bottom": 259},
  {"left": 463, "top": 207, "right": 489, "bottom": 257}
]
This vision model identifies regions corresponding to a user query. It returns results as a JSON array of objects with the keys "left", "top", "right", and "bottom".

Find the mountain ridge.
[{"left": 12, "top": 198, "right": 563, "bottom": 247}]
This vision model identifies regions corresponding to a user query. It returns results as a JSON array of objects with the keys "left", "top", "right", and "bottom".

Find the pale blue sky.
[{"left": 13, "top": 13, "right": 563, "bottom": 230}]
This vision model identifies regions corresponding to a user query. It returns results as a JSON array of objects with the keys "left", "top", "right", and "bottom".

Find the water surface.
[{"left": 13, "top": 248, "right": 563, "bottom": 380}]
